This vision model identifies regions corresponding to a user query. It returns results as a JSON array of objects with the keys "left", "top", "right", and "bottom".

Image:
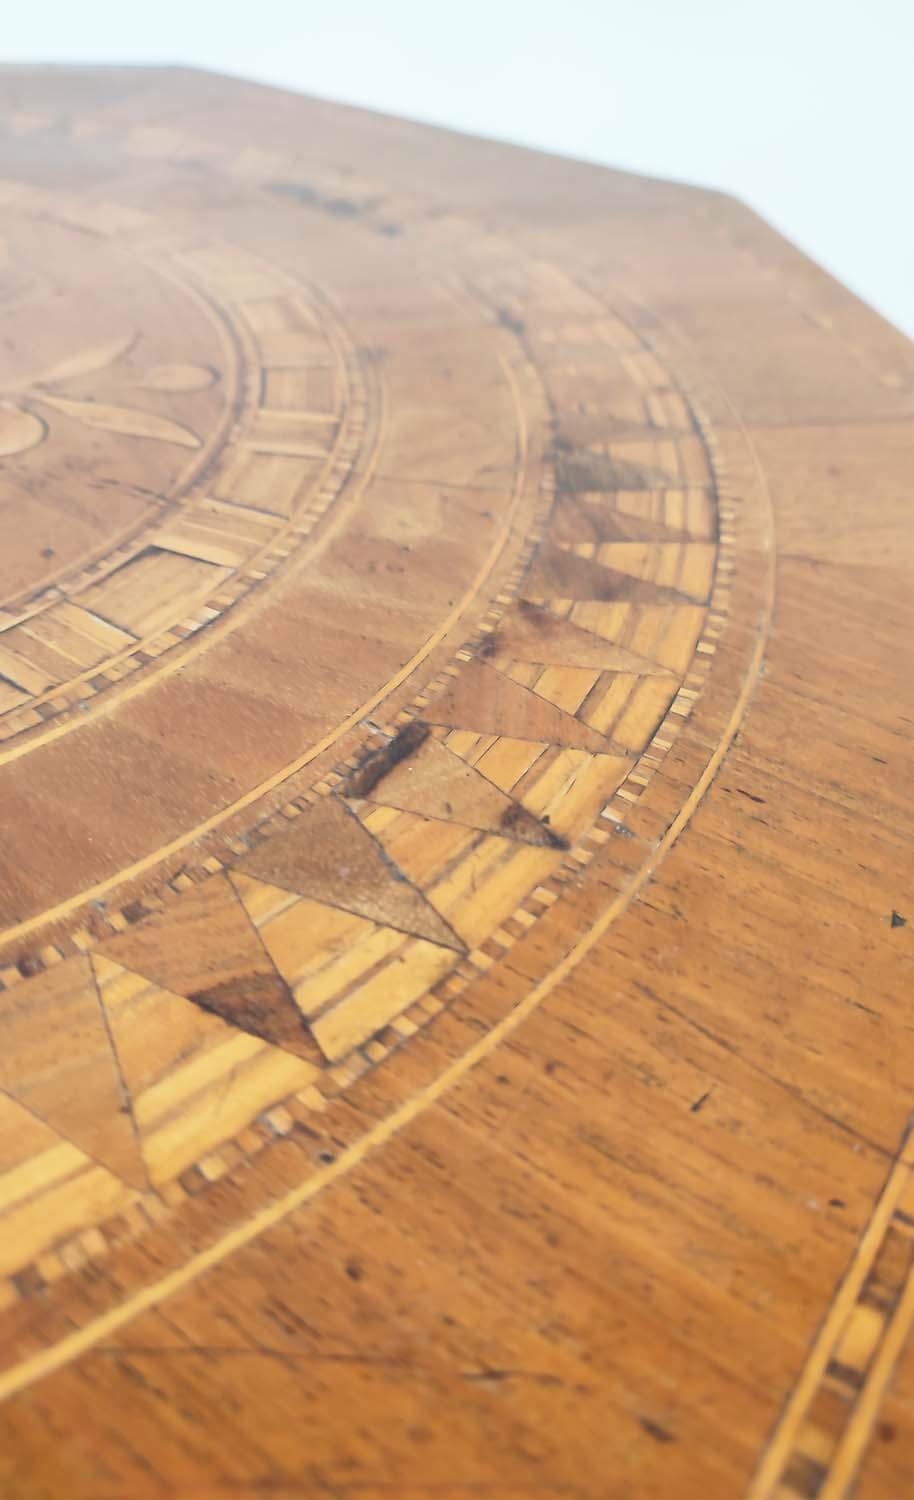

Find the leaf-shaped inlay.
[
  {"left": 138, "top": 363, "right": 218, "bottom": 392},
  {"left": 37, "top": 395, "right": 201, "bottom": 449},
  {"left": 0, "top": 403, "right": 45, "bottom": 457},
  {"left": 31, "top": 334, "right": 137, "bottom": 389}
]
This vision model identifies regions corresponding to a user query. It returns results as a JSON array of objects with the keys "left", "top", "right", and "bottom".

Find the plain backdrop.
[{"left": 5, "top": 0, "right": 913, "bottom": 337}]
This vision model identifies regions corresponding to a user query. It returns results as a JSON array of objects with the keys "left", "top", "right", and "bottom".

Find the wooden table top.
[{"left": 0, "top": 64, "right": 913, "bottom": 1500}]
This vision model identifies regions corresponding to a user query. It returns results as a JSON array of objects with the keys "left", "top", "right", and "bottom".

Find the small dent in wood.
[
  {"left": 495, "top": 305, "right": 526, "bottom": 338},
  {"left": 499, "top": 801, "right": 569, "bottom": 851},
  {"left": 639, "top": 1416, "right": 675, "bottom": 1444}
]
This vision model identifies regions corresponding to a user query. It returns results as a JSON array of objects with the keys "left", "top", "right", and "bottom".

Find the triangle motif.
[
  {"left": 563, "top": 539, "right": 714, "bottom": 604},
  {"left": 555, "top": 446, "right": 672, "bottom": 493},
  {"left": 231, "top": 874, "right": 457, "bottom": 1060},
  {"left": 235, "top": 795, "right": 464, "bottom": 950},
  {"left": 92, "top": 955, "right": 316, "bottom": 1184},
  {"left": 549, "top": 491, "right": 694, "bottom": 548},
  {"left": 489, "top": 601, "right": 671, "bottom": 675},
  {"left": 348, "top": 734, "right": 564, "bottom": 848},
  {"left": 0, "top": 954, "right": 146, "bottom": 1188},
  {"left": 95, "top": 873, "right": 321, "bottom": 1063},
  {"left": 549, "top": 484, "right": 714, "bottom": 544},
  {"left": 423, "top": 659, "right": 609, "bottom": 752},
  {"left": 232, "top": 873, "right": 390, "bottom": 1021},
  {"left": 525, "top": 543, "right": 692, "bottom": 605}
]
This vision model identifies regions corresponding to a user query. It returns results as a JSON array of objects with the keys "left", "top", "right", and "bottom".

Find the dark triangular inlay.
[
  {"left": 555, "top": 445, "right": 672, "bottom": 493},
  {"left": 423, "top": 659, "right": 609, "bottom": 751},
  {"left": 236, "top": 794, "right": 465, "bottom": 951},
  {"left": 549, "top": 491, "right": 696, "bottom": 548},
  {"left": 95, "top": 874, "right": 321, "bottom": 1063},
  {"left": 487, "top": 601, "right": 671, "bottom": 675},
  {"left": 350, "top": 732, "right": 566, "bottom": 849},
  {"left": 524, "top": 544, "right": 692, "bottom": 604}
]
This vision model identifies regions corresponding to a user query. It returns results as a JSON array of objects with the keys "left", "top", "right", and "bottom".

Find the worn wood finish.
[{"left": 0, "top": 65, "right": 913, "bottom": 1500}]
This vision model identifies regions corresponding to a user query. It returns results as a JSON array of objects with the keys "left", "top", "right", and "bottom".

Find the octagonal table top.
[{"left": 0, "top": 63, "right": 913, "bottom": 1500}]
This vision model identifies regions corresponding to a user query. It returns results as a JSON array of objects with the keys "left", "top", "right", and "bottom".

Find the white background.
[{"left": 6, "top": 0, "right": 914, "bottom": 335}]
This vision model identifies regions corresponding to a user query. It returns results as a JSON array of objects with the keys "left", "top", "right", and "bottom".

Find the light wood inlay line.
[{"left": 749, "top": 1125, "right": 914, "bottom": 1499}]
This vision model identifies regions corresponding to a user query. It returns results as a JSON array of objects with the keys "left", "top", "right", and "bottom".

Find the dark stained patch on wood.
[
  {"left": 189, "top": 973, "right": 322, "bottom": 1064},
  {"left": 343, "top": 720, "right": 431, "bottom": 798},
  {"left": 499, "top": 800, "right": 569, "bottom": 850},
  {"left": 639, "top": 1417, "right": 675, "bottom": 1444}
]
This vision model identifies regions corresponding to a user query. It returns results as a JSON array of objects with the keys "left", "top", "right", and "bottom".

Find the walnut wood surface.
[{"left": 0, "top": 64, "right": 913, "bottom": 1500}]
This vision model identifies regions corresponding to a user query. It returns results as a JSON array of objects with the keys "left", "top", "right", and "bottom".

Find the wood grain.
[{"left": 0, "top": 64, "right": 912, "bottom": 1500}]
